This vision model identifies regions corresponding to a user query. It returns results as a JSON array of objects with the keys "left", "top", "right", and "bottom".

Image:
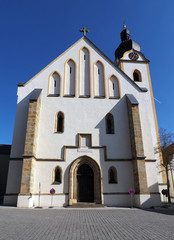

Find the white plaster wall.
[
  {"left": 10, "top": 96, "right": 30, "bottom": 158},
  {"left": 102, "top": 161, "right": 134, "bottom": 193},
  {"left": 31, "top": 146, "right": 134, "bottom": 206},
  {"left": 36, "top": 97, "right": 132, "bottom": 159},
  {"left": 5, "top": 161, "right": 23, "bottom": 193},
  {"left": 145, "top": 162, "right": 160, "bottom": 192},
  {"left": 103, "top": 195, "right": 131, "bottom": 207}
]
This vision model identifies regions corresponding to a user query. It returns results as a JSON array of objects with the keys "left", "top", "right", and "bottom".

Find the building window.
[
  {"left": 108, "top": 167, "right": 117, "bottom": 184},
  {"left": 79, "top": 47, "right": 90, "bottom": 97},
  {"left": 64, "top": 59, "right": 76, "bottom": 96},
  {"left": 133, "top": 70, "right": 142, "bottom": 82},
  {"left": 53, "top": 166, "right": 62, "bottom": 184},
  {"left": 55, "top": 112, "right": 64, "bottom": 133},
  {"left": 94, "top": 61, "right": 105, "bottom": 97},
  {"left": 105, "top": 113, "right": 114, "bottom": 134},
  {"left": 108, "top": 75, "right": 120, "bottom": 99},
  {"left": 48, "top": 72, "right": 61, "bottom": 96}
]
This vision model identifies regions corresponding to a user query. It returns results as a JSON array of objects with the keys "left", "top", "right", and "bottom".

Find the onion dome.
[{"left": 115, "top": 24, "right": 140, "bottom": 63}]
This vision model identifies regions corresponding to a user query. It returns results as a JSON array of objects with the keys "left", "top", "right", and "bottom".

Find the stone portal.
[{"left": 69, "top": 156, "right": 102, "bottom": 205}]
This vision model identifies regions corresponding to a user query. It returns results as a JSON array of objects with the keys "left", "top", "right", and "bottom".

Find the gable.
[
  {"left": 17, "top": 36, "right": 147, "bottom": 103},
  {"left": 120, "top": 49, "right": 149, "bottom": 62}
]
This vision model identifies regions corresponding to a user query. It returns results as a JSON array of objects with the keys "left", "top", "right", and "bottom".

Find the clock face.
[{"left": 129, "top": 52, "right": 139, "bottom": 60}]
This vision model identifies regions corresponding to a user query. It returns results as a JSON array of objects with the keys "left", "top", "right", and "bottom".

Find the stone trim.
[
  {"left": 10, "top": 157, "right": 134, "bottom": 162},
  {"left": 126, "top": 95, "right": 149, "bottom": 195},
  {"left": 145, "top": 159, "right": 156, "bottom": 162},
  {"left": 20, "top": 92, "right": 42, "bottom": 195},
  {"left": 69, "top": 156, "right": 102, "bottom": 205}
]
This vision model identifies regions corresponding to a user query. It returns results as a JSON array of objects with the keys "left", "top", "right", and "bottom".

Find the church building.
[{"left": 4, "top": 26, "right": 165, "bottom": 208}]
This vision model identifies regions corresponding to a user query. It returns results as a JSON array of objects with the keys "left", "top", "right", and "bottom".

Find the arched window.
[
  {"left": 55, "top": 112, "right": 64, "bottom": 133},
  {"left": 108, "top": 167, "right": 117, "bottom": 184},
  {"left": 94, "top": 61, "right": 105, "bottom": 97},
  {"left": 108, "top": 75, "right": 120, "bottom": 98},
  {"left": 133, "top": 70, "right": 142, "bottom": 82},
  {"left": 48, "top": 72, "right": 61, "bottom": 96},
  {"left": 53, "top": 166, "right": 62, "bottom": 184},
  {"left": 105, "top": 113, "right": 114, "bottom": 134},
  {"left": 79, "top": 47, "right": 90, "bottom": 97},
  {"left": 64, "top": 59, "right": 76, "bottom": 96}
]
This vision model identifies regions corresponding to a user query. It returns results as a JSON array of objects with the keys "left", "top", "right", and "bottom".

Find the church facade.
[{"left": 4, "top": 27, "right": 165, "bottom": 208}]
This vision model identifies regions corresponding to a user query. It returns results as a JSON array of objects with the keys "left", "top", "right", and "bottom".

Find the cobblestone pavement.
[{"left": 0, "top": 207, "right": 174, "bottom": 240}]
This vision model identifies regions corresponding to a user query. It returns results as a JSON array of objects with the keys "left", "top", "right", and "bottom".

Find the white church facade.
[{"left": 4, "top": 26, "right": 166, "bottom": 208}]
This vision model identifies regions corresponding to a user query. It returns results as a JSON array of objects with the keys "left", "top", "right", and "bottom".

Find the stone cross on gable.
[{"left": 80, "top": 27, "right": 90, "bottom": 36}]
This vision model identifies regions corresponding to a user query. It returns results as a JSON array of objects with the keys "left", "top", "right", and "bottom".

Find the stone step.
[{"left": 68, "top": 202, "right": 104, "bottom": 208}]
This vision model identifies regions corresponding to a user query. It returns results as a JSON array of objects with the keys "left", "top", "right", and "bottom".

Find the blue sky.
[{"left": 0, "top": 0, "right": 174, "bottom": 144}]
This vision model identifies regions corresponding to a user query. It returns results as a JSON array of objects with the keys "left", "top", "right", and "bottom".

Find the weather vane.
[
  {"left": 80, "top": 27, "right": 90, "bottom": 36},
  {"left": 123, "top": 20, "right": 126, "bottom": 29}
]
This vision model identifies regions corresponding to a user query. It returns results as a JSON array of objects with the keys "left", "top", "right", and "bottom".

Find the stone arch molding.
[{"left": 68, "top": 156, "right": 102, "bottom": 205}]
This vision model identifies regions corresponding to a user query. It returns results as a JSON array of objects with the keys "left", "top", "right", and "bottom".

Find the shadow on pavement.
[{"left": 144, "top": 205, "right": 174, "bottom": 216}]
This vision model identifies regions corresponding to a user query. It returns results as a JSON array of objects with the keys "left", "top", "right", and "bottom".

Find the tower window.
[
  {"left": 133, "top": 70, "right": 142, "bottom": 82},
  {"left": 54, "top": 80, "right": 56, "bottom": 88},
  {"left": 105, "top": 113, "right": 114, "bottom": 134},
  {"left": 112, "top": 82, "right": 114, "bottom": 90},
  {"left": 98, "top": 69, "right": 100, "bottom": 75},
  {"left": 70, "top": 67, "right": 72, "bottom": 74},
  {"left": 84, "top": 55, "right": 86, "bottom": 60}
]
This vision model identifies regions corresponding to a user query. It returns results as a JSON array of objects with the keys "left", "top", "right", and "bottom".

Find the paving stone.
[{"left": 0, "top": 207, "right": 174, "bottom": 240}]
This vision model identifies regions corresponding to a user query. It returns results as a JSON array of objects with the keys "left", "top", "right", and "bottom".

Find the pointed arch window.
[
  {"left": 108, "top": 167, "right": 117, "bottom": 184},
  {"left": 94, "top": 61, "right": 105, "bottom": 98},
  {"left": 108, "top": 75, "right": 120, "bottom": 99},
  {"left": 48, "top": 72, "right": 61, "bottom": 96},
  {"left": 55, "top": 112, "right": 64, "bottom": 133},
  {"left": 64, "top": 59, "right": 76, "bottom": 96},
  {"left": 53, "top": 166, "right": 62, "bottom": 184},
  {"left": 133, "top": 70, "right": 142, "bottom": 82},
  {"left": 79, "top": 47, "right": 90, "bottom": 97},
  {"left": 105, "top": 113, "right": 114, "bottom": 134}
]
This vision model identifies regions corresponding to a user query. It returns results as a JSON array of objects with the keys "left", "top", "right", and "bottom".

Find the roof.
[
  {"left": 165, "top": 143, "right": 174, "bottom": 153},
  {"left": 126, "top": 94, "right": 139, "bottom": 105},
  {"left": 30, "top": 89, "right": 42, "bottom": 101}
]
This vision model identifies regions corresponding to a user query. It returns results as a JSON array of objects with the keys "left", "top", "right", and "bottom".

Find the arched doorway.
[
  {"left": 69, "top": 156, "right": 102, "bottom": 205},
  {"left": 77, "top": 164, "right": 94, "bottom": 202}
]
